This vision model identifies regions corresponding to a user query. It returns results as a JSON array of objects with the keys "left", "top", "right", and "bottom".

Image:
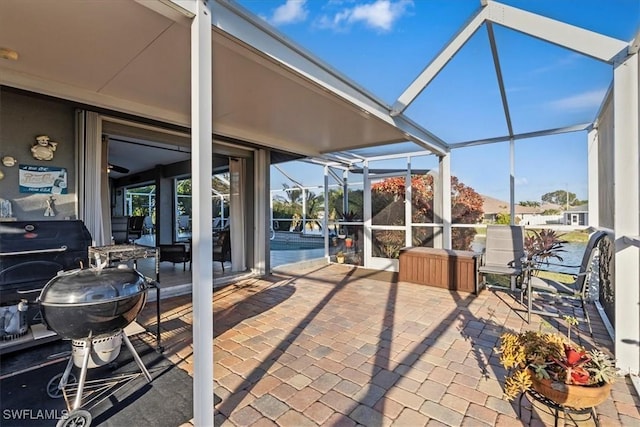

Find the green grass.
[
  {"left": 484, "top": 270, "right": 574, "bottom": 288},
  {"left": 556, "top": 229, "right": 590, "bottom": 243},
  {"left": 473, "top": 226, "right": 590, "bottom": 243},
  {"left": 536, "top": 270, "right": 574, "bottom": 284}
]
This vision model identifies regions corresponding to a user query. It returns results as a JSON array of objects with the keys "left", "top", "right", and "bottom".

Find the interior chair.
[
  {"left": 143, "top": 216, "right": 154, "bottom": 235},
  {"left": 213, "top": 230, "right": 231, "bottom": 272},
  {"left": 111, "top": 216, "right": 130, "bottom": 244},
  {"left": 478, "top": 225, "right": 526, "bottom": 291},
  {"left": 128, "top": 215, "right": 145, "bottom": 241},
  {"left": 158, "top": 243, "right": 191, "bottom": 271},
  {"left": 177, "top": 215, "right": 190, "bottom": 233},
  {"left": 524, "top": 231, "right": 607, "bottom": 334}
]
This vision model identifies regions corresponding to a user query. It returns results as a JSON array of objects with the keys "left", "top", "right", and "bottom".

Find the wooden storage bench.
[{"left": 398, "top": 247, "right": 481, "bottom": 294}]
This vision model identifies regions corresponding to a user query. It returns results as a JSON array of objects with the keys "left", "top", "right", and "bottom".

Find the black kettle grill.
[{"left": 39, "top": 265, "right": 154, "bottom": 427}]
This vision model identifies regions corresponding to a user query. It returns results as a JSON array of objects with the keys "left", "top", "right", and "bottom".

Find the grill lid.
[{"left": 39, "top": 265, "right": 147, "bottom": 305}]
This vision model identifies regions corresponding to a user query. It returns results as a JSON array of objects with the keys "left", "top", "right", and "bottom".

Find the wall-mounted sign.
[{"left": 19, "top": 165, "right": 68, "bottom": 194}]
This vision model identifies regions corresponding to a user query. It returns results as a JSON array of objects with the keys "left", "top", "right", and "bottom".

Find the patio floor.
[{"left": 138, "top": 263, "right": 640, "bottom": 426}]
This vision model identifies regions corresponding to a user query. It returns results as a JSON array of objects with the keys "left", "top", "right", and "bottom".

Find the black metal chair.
[
  {"left": 111, "top": 216, "right": 130, "bottom": 244},
  {"left": 524, "top": 231, "right": 607, "bottom": 334},
  {"left": 158, "top": 244, "right": 191, "bottom": 271},
  {"left": 213, "top": 230, "right": 231, "bottom": 272},
  {"left": 128, "top": 216, "right": 145, "bottom": 241}
]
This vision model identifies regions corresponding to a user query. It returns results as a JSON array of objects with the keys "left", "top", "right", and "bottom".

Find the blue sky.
[{"left": 237, "top": 0, "right": 640, "bottom": 202}]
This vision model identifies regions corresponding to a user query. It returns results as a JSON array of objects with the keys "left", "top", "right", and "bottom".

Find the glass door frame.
[{"left": 363, "top": 164, "right": 413, "bottom": 271}]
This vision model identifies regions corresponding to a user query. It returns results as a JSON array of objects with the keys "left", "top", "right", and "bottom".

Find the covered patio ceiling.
[{"left": 0, "top": 0, "right": 446, "bottom": 159}]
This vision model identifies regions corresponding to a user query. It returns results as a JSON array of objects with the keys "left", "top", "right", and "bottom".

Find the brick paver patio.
[{"left": 140, "top": 263, "right": 640, "bottom": 426}]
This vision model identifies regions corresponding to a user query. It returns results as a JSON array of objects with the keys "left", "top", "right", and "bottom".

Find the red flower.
[
  {"left": 564, "top": 344, "right": 589, "bottom": 366},
  {"left": 570, "top": 367, "right": 591, "bottom": 384}
]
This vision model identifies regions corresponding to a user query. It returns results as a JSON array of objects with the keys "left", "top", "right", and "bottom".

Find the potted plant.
[
  {"left": 344, "top": 236, "right": 353, "bottom": 248},
  {"left": 524, "top": 229, "right": 568, "bottom": 273},
  {"left": 335, "top": 251, "right": 345, "bottom": 264},
  {"left": 498, "top": 318, "right": 618, "bottom": 408}
]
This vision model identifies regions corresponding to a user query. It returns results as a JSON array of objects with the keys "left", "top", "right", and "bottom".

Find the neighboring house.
[
  {"left": 565, "top": 204, "right": 589, "bottom": 226},
  {"left": 482, "top": 195, "right": 510, "bottom": 223},
  {"left": 481, "top": 195, "right": 563, "bottom": 225}
]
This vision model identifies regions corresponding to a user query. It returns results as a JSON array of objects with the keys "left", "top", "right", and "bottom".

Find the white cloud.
[
  {"left": 515, "top": 177, "right": 529, "bottom": 186},
  {"left": 530, "top": 53, "right": 581, "bottom": 75},
  {"left": 319, "top": 0, "right": 413, "bottom": 32},
  {"left": 269, "top": 0, "right": 309, "bottom": 26},
  {"left": 549, "top": 88, "right": 607, "bottom": 111}
]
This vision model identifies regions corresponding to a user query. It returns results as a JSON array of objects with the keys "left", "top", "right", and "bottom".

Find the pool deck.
[{"left": 136, "top": 263, "right": 640, "bottom": 426}]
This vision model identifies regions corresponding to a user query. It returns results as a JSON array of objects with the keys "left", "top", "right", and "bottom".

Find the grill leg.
[
  {"left": 73, "top": 339, "right": 92, "bottom": 411},
  {"left": 122, "top": 332, "right": 152, "bottom": 383},
  {"left": 59, "top": 357, "right": 74, "bottom": 389}
]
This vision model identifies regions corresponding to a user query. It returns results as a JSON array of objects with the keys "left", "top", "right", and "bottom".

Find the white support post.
[
  {"left": 191, "top": 1, "right": 213, "bottom": 425},
  {"left": 363, "top": 161, "right": 371, "bottom": 268},
  {"left": 324, "top": 167, "right": 330, "bottom": 260},
  {"left": 440, "top": 154, "right": 452, "bottom": 249},
  {"left": 405, "top": 159, "right": 412, "bottom": 248},
  {"left": 302, "top": 188, "right": 307, "bottom": 233},
  {"left": 343, "top": 170, "right": 349, "bottom": 215},
  {"left": 587, "top": 127, "right": 599, "bottom": 229},
  {"left": 509, "top": 138, "right": 515, "bottom": 224},
  {"left": 254, "top": 149, "right": 270, "bottom": 275},
  {"left": 613, "top": 53, "right": 640, "bottom": 376}
]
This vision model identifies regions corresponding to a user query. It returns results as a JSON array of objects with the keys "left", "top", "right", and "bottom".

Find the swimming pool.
[{"left": 270, "top": 239, "right": 324, "bottom": 251}]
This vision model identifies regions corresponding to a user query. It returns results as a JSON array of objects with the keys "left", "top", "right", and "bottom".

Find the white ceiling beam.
[
  {"left": 486, "top": 22, "right": 514, "bottom": 138},
  {"left": 159, "top": 0, "right": 197, "bottom": 17},
  {"left": 629, "top": 30, "right": 640, "bottom": 55},
  {"left": 485, "top": 1, "right": 628, "bottom": 64},
  {"left": 390, "top": 4, "right": 489, "bottom": 116},
  {"left": 393, "top": 118, "right": 449, "bottom": 156},
  {"left": 358, "top": 150, "right": 434, "bottom": 163},
  {"left": 0, "top": 68, "right": 190, "bottom": 126},
  {"left": 449, "top": 123, "right": 591, "bottom": 149}
]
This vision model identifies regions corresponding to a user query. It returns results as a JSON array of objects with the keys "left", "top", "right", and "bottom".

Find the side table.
[{"left": 519, "top": 388, "right": 600, "bottom": 427}]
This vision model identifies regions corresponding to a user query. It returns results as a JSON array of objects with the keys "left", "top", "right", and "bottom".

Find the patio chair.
[
  {"left": 128, "top": 215, "right": 145, "bottom": 240},
  {"left": 158, "top": 243, "right": 191, "bottom": 271},
  {"left": 524, "top": 230, "right": 607, "bottom": 334},
  {"left": 143, "top": 215, "right": 154, "bottom": 235},
  {"left": 478, "top": 225, "right": 525, "bottom": 292},
  {"left": 111, "top": 216, "right": 130, "bottom": 244},
  {"left": 177, "top": 215, "right": 190, "bottom": 233},
  {"left": 213, "top": 230, "right": 231, "bottom": 272}
]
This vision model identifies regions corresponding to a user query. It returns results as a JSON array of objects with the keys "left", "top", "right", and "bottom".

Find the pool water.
[{"left": 270, "top": 240, "right": 324, "bottom": 251}]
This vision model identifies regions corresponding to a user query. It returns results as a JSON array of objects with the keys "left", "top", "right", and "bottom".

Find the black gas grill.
[{"left": 0, "top": 220, "right": 92, "bottom": 353}]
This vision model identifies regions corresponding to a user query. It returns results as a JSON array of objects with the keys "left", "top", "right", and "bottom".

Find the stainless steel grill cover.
[{"left": 38, "top": 266, "right": 148, "bottom": 339}]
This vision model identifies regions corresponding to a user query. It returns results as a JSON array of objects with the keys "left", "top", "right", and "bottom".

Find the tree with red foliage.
[{"left": 371, "top": 174, "right": 484, "bottom": 254}]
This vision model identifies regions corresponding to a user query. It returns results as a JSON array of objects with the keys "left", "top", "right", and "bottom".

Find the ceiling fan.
[{"left": 107, "top": 163, "right": 130, "bottom": 174}]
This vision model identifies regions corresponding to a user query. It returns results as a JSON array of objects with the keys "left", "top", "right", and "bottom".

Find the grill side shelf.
[{"left": 0, "top": 246, "right": 68, "bottom": 256}]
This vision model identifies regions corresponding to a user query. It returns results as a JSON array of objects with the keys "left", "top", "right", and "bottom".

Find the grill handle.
[{"left": 0, "top": 245, "right": 68, "bottom": 257}]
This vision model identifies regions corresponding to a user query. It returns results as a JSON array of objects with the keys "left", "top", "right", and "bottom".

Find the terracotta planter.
[
  {"left": 345, "top": 238, "right": 353, "bottom": 248},
  {"left": 530, "top": 374, "right": 611, "bottom": 409}
]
